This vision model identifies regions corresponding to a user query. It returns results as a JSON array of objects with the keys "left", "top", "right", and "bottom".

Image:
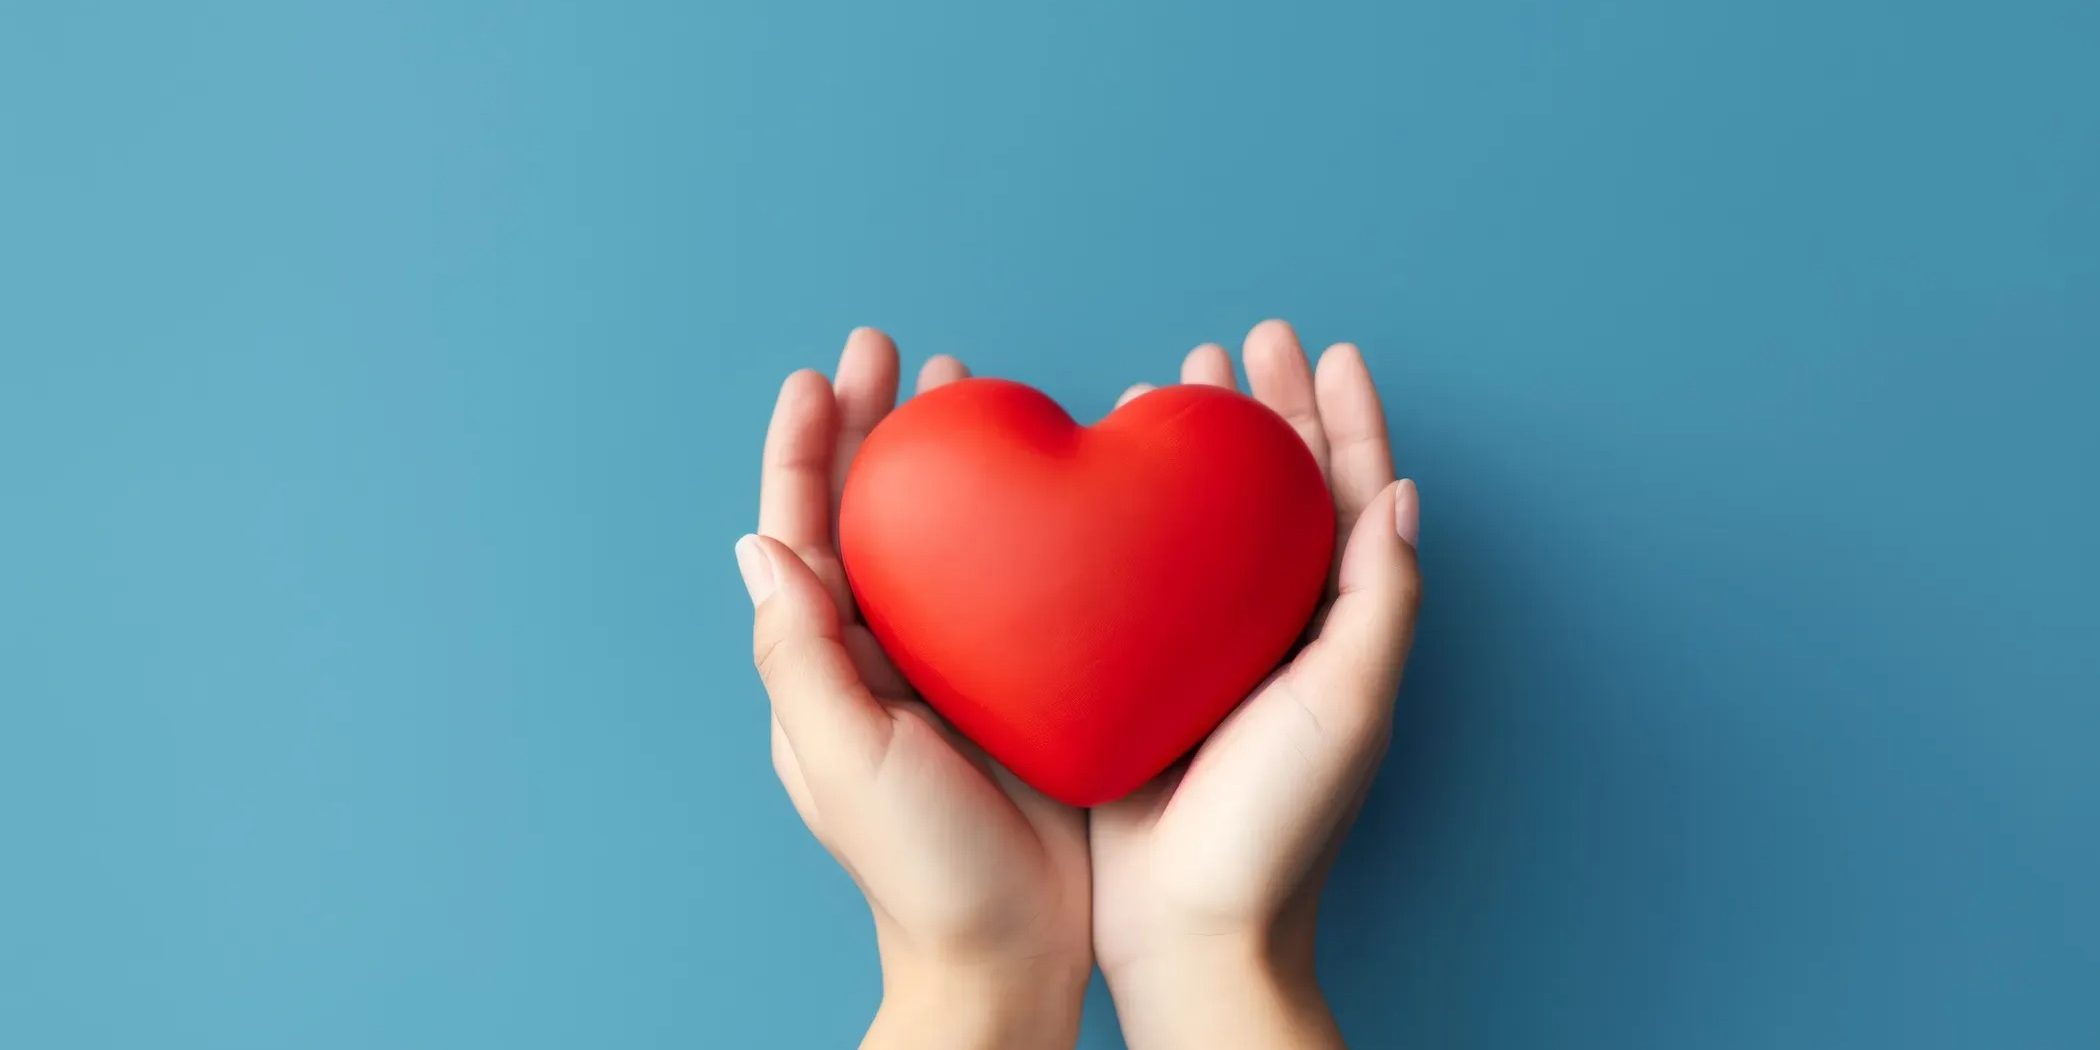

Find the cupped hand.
[
  {"left": 738, "top": 329, "right": 1091, "bottom": 1050},
  {"left": 1091, "top": 321, "right": 1424, "bottom": 1049}
]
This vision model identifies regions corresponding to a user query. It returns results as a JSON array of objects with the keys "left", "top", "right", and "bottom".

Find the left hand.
[{"left": 1090, "top": 320, "right": 1424, "bottom": 1049}]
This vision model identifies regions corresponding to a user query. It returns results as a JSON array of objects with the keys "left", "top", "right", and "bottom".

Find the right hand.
[{"left": 739, "top": 328, "right": 1093, "bottom": 1050}]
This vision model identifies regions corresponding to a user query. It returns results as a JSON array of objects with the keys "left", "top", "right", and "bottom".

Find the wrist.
[
  {"left": 863, "top": 947, "right": 1091, "bottom": 1050},
  {"left": 1101, "top": 932, "right": 1340, "bottom": 1050}
]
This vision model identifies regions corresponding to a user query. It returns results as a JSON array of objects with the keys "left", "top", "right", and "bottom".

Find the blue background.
[{"left": 4, "top": 1, "right": 2096, "bottom": 1047}]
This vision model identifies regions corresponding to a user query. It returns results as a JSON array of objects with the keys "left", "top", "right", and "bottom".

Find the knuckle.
[
  {"left": 1396, "top": 570, "right": 1423, "bottom": 616},
  {"left": 753, "top": 628, "right": 795, "bottom": 682},
  {"left": 1390, "top": 548, "right": 1424, "bottom": 613},
  {"left": 792, "top": 546, "right": 857, "bottom": 612}
]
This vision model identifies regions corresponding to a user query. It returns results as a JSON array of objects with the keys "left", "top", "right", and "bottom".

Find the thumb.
[
  {"left": 1298, "top": 480, "right": 1423, "bottom": 707},
  {"left": 736, "top": 534, "right": 892, "bottom": 779}
]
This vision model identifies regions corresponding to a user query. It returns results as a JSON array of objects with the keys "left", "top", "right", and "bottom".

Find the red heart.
[{"left": 840, "top": 379, "right": 1334, "bottom": 806}]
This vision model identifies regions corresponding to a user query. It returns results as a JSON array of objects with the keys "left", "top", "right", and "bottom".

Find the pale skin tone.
[{"left": 738, "top": 320, "right": 1422, "bottom": 1048}]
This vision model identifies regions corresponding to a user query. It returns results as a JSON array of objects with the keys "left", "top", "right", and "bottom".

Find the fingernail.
[
  {"left": 735, "top": 535, "right": 775, "bottom": 605},
  {"left": 1393, "top": 479, "right": 1420, "bottom": 549}
]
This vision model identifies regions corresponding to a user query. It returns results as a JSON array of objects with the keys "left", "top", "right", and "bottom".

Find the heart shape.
[{"left": 840, "top": 378, "right": 1334, "bottom": 806}]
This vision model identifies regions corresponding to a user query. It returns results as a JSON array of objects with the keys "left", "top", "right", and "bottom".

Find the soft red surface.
[{"left": 840, "top": 379, "right": 1334, "bottom": 806}]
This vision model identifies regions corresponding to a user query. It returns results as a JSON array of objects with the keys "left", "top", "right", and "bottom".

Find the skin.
[{"left": 738, "top": 321, "right": 1422, "bottom": 1049}]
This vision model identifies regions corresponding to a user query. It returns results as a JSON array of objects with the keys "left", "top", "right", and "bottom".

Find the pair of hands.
[{"left": 735, "top": 320, "right": 1422, "bottom": 1049}]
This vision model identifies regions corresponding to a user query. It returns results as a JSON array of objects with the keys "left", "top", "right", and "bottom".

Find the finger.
[
  {"left": 1243, "top": 319, "right": 1330, "bottom": 474},
  {"left": 916, "top": 354, "right": 970, "bottom": 395},
  {"left": 756, "top": 371, "right": 857, "bottom": 611},
  {"left": 831, "top": 328, "right": 900, "bottom": 502},
  {"left": 1116, "top": 382, "right": 1155, "bottom": 408},
  {"left": 1180, "top": 343, "right": 1238, "bottom": 390},
  {"left": 1314, "top": 343, "right": 1396, "bottom": 570},
  {"left": 758, "top": 370, "right": 840, "bottom": 553},
  {"left": 1296, "top": 480, "right": 1422, "bottom": 714},
  {"left": 738, "top": 534, "right": 892, "bottom": 781}
]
